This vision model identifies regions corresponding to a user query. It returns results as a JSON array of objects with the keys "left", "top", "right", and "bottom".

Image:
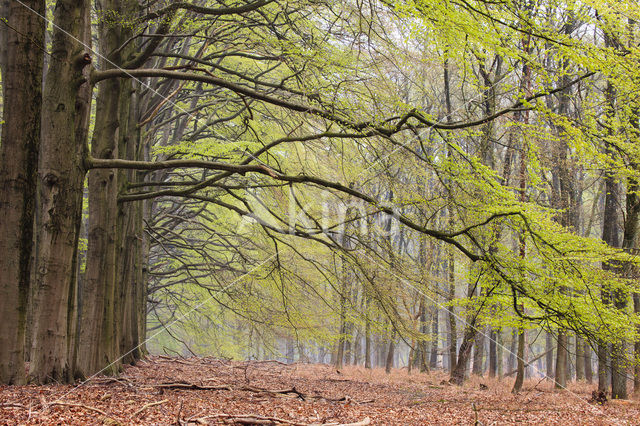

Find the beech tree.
[{"left": 3, "top": 0, "right": 640, "bottom": 401}]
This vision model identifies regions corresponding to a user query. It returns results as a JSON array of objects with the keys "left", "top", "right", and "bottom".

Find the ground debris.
[{"left": 0, "top": 356, "right": 637, "bottom": 425}]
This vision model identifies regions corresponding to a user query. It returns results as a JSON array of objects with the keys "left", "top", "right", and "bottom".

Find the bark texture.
[
  {"left": 29, "top": 0, "right": 91, "bottom": 384},
  {"left": 0, "top": 0, "right": 45, "bottom": 385}
]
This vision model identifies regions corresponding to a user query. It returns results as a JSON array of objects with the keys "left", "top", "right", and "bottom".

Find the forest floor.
[{"left": 1, "top": 356, "right": 639, "bottom": 425}]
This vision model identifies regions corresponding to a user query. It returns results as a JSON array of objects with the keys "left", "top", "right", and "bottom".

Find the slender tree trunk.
[
  {"left": 512, "top": 329, "right": 525, "bottom": 393},
  {"left": 543, "top": 331, "right": 553, "bottom": 381},
  {"left": 575, "top": 337, "right": 585, "bottom": 381},
  {"left": 443, "top": 57, "right": 457, "bottom": 375},
  {"left": 385, "top": 331, "right": 396, "bottom": 374},
  {"left": 430, "top": 307, "right": 439, "bottom": 369},
  {"left": 364, "top": 297, "right": 371, "bottom": 369},
  {"left": 489, "top": 328, "right": 497, "bottom": 378},
  {"left": 0, "top": 0, "right": 44, "bottom": 385},
  {"left": 29, "top": 0, "right": 91, "bottom": 384},
  {"left": 555, "top": 330, "right": 568, "bottom": 389},
  {"left": 599, "top": 78, "right": 618, "bottom": 395},
  {"left": 635, "top": 293, "right": 640, "bottom": 395}
]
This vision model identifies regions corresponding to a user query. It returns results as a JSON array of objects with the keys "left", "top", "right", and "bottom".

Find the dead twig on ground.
[{"left": 133, "top": 398, "right": 169, "bottom": 417}]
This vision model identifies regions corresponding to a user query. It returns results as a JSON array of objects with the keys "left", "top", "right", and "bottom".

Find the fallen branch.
[
  {"left": 240, "top": 385, "right": 307, "bottom": 400},
  {"left": 48, "top": 401, "right": 113, "bottom": 418},
  {"left": 322, "top": 417, "right": 371, "bottom": 426},
  {"left": 199, "top": 413, "right": 308, "bottom": 425},
  {"left": 155, "top": 382, "right": 233, "bottom": 391},
  {"left": 190, "top": 413, "right": 371, "bottom": 426},
  {"left": 0, "top": 402, "right": 29, "bottom": 410},
  {"left": 133, "top": 398, "right": 169, "bottom": 417}
]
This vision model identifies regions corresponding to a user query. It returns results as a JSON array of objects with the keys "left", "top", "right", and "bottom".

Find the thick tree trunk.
[
  {"left": 0, "top": 0, "right": 45, "bottom": 385},
  {"left": 77, "top": 80, "right": 119, "bottom": 377},
  {"left": 450, "top": 325, "right": 476, "bottom": 385},
  {"left": 117, "top": 79, "right": 146, "bottom": 365},
  {"left": 29, "top": 0, "right": 91, "bottom": 384},
  {"left": 76, "top": 0, "right": 123, "bottom": 378}
]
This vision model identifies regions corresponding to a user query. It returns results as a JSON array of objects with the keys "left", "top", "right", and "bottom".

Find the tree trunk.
[
  {"left": 450, "top": 325, "right": 476, "bottom": 385},
  {"left": 0, "top": 0, "right": 45, "bottom": 385},
  {"left": 545, "top": 331, "right": 554, "bottom": 380},
  {"left": 364, "top": 298, "right": 371, "bottom": 369},
  {"left": 488, "top": 328, "right": 497, "bottom": 378},
  {"left": 29, "top": 0, "right": 91, "bottom": 384},
  {"left": 472, "top": 328, "right": 485, "bottom": 376},
  {"left": 585, "top": 346, "right": 593, "bottom": 384},
  {"left": 429, "top": 307, "right": 439, "bottom": 369},
  {"left": 575, "top": 337, "right": 585, "bottom": 381},
  {"left": 555, "top": 330, "right": 568, "bottom": 389},
  {"left": 385, "top": 332, "right": 395, "bottom": 374},
  {"left": 512, "top": 328, "right": 526, "bottom": 393}
]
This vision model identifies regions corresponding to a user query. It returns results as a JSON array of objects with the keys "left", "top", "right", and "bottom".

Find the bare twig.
[
  {"left": 133, "top": 398, "right": 169, "bottom": 417},
  {"left": 48, "top": 401, "right": 114, "bottom": 419}
]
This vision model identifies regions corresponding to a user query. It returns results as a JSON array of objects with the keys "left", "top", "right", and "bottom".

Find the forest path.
[{"left": 0, "top": 357, "right": 637, "bottom": 425}]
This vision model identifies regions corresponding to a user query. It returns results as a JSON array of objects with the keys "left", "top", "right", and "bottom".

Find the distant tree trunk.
[
  {"left": 418, "top": 296, "right": 429, "bottom": 373},
  {"left": 496, "top": 331, "right": 503, "bottom": 377},
  {"left": 575, "top": 337, "right": 585, "bottom": 381},
  {"left": 555, "top": 330, "right": 568, "bottom": 389},
  {"left": 429, "top": 307, "right": 439, "bottom": 369},
  {"left": 599, "top": 77, "right": 618, "bottom": 396},
  {"left": 353, "top": 329, "right": 361, "bottom": 366},
  {"left": 364, "top": 298, "right": 371, "bottom": 369},
  {"left": 635, "top": 293, "right": 640, "bottom": 395},
  {"left": 29, "top": 0, "right": 91, "bottom": 384},
  {"left": 584, "top": 346, "right": 593, "bottom": 384},
  {"left": 335, "top": 288, "right": 346, "bottom": 370},
  {"left": 443, "top": 57, "right": 457, "bottom": 375},
  {"left": 285, "top": 339, "right": 294, "bottom": 364},
  {"left": 545, "top": 331, "right": 554, "bottom": 380},
  {"left": 512, "top": 329, "right": 526, "bottom": 393},
  {"left": 0, "top": 0, "right": 44, "bottom": 385},
  {"left": 385, "top": 332, "right": 396, "bottom": 374},
  {"left": 472, "top": 328, "right": 485, "bottom": 376},
  {"left": 488, "top": 328, "right": 497, "bottom": 378},
  {"left": 507, "top": 328, "right": 517, "bottom": 373}
]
